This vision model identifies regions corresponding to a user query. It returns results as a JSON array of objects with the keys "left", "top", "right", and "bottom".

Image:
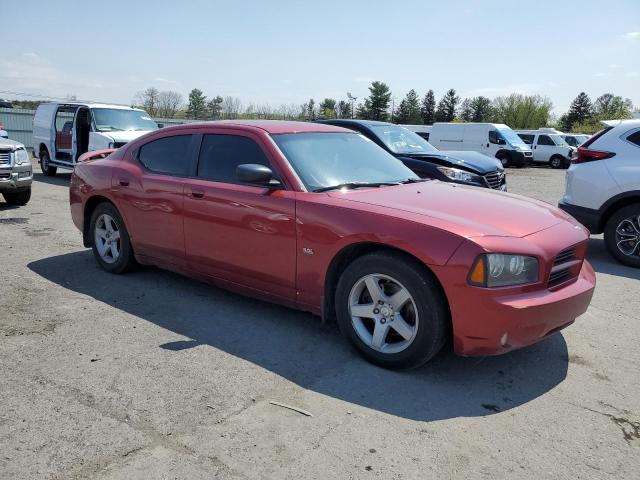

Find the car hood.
[
  {"left": 101, "top": 130, "right": 154, "bottom": 143},
  {"left": 0, "top": 137, "right": 26, "bottom": 150},
  {"left": 399, "top": 150, "right": 502, "bottom": 174},
  {"left": 331, "top": 181, "right": 571, "bottom": 238}
]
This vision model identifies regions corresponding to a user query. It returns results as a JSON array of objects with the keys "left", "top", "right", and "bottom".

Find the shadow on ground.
[
  {"left": 32, "top": 171, "right": 72, "bottom": 187},
  {"left": 29, "top": 250, "right": 570, "bottom": 422},
  {"left": 587, "top": 237, "right": 640, "bottom": 281}
]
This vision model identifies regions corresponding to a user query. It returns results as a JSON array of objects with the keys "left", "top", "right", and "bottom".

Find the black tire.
[
  {"left": 40, "top": 150, "right": 57, "bottom": 176},
  {"left": 604, "top": 204, "right": 640, "bottom": 268},
  {"left": 335, "top": 251, "right": 449, "bottom": 369},
  {"left": 549, "top": 155, "right": 565, "bottom": 169},
  {"left": 2, "top": 188, "right": 31, "bottom": 206},
  {"left": 496, "top": 152, "right": 510, "bottom": 168},
  {"left": 89, "top": 202, "right": 136, "bottom": 274}
]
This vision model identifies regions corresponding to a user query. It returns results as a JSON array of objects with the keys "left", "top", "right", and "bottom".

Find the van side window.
[
  {"left": 626, "top": 130, "right": 640, "bottom": 147},
  {"left": 197, "top": 134, "right": 272, "bottom": 184},
  {"left": 138, "top": 135, "right": 193, "bottom": 176},
  {"left": 518, "top": 134, "right": 534, "bottom": 145},
  {"left": 537, "top": 135, "right": 554, "bottom": 146}
]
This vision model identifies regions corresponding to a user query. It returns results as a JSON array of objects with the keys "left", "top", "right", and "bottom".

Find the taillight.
[{"left": 572, "top": 146, "right": 615, "bottom": 164}]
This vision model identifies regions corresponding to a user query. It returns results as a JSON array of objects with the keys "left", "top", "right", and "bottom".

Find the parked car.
[
  {"left": 402, "top": 124, "right": 432, "bottom": 140},
  {"left": 70, "top": 120, "right": 595, "bottom": 369},
  {"left": 559, "top": 119, "right": 640, "bottom": 267},
  {"left": 562, "top": 134, "right": 590, "bottom": 147},
  {"left": 428, "top": 123, "right": 533, "bottom": 167},
  {"left": 0, "top": 129, "right": 7, "bottom": 139},
  {"left": 33, "top": 102, "right": 157, "bottom": 176},
  {"left": 316, "top": 120, "right": 506, "bottom": 190},
  {"left": 515, "top": 130, "right": 575, "bottom": 168},
  {"left": 0, "top": 137, "right": 33, "bottom": 205}
]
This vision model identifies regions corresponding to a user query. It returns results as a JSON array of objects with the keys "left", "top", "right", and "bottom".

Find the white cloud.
[
  {"left": 623, "top": 31, "right": 640, "bottom": 39},
  {"left": 607, "top": 63, "right": 621, "bottom": 69},
  {"left": 153, "top": 77, "right": 179, "bottom": 85}
]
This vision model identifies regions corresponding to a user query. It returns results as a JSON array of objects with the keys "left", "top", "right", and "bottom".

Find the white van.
[
  {"left": 428, "top": 123, "right": 532, "bottom": 167},
  {"left": 515, "top": 130, "right": 576, "bottom": 169},
  {"left": 402, "top": 125, "right": 432, "bottom": 141},
  {"left": 32, "top": 102, "right": 157, "bottom": 176}
]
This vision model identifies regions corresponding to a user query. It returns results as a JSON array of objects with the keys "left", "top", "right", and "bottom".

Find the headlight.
[
  {"left": 469, "top": 254, "right": 539, "bottom": 287},
  {"left": 14, "top": 149, "right": 29, "bottom": 165},
  {"left": 437, "top": 167, "right": 482, "bottom": 184}
]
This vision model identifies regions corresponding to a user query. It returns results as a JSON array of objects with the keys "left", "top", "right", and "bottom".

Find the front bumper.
[
  {"left": 452, "top": 261, "right": 595, "bottom": 356},
  {"left": 0, "top": 163, "right": 33, "bottom": 192}
]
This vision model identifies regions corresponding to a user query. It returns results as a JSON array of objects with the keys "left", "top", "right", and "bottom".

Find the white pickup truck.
[{"left": 32, "top": 102, "right": 157, "bottom": 176}]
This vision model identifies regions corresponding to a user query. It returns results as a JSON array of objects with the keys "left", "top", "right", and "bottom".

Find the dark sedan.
[{"left": 316, "top": 119, "right": 506, "bottom": 190}]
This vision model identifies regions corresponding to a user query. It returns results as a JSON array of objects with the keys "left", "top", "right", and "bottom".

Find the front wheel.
[
  {"left": 496, "top": 153, "right": 510, "bottom": 168},
  {"left": 604, "top": 204, "right": 640, "bottom": 268},
  {"left": 89, "top": 203, "right": 136, "bottom": 273},
  {"left": 3, "top": 188, "right": 31, "bottom": 206},
  {"left": 335, "top": 252, "right": 448, "bottom": 369},
  {"left": 549, "top": 155, "right": 565, "bottom": 169}
]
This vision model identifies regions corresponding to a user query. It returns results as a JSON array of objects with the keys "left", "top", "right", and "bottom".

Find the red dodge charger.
[{"left": 70, "top": 120, "right": 595, "bottom": 369}]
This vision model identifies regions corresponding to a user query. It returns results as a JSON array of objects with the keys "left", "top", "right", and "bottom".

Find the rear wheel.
[
  {"left": 2, "top": 188, "right": 31, "bottom": 206},
  {"left": 89, "top": 203, "right": 136, "bottom": 273},
  {"left": 40, "top": 150, "right": 57, "bottom": 176},
  {"left": 604, "top": 204, "right": 640, "bottom": 268},
  {"left": 549, "top": 155, "right": 565, "bottom": 169},
  {"left": 335, "top": 252, "right": 448, "bottom": 369}
]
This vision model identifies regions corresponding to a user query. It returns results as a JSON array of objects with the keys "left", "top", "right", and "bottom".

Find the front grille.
[
  {"left": 483, "top": 171, "right": 504, "bottom": 189},
  {"left": 0, "top": 172, "right": 10, "bottom": 180},
  {"left": 0, "top": 150, "right": 10, "bottom": 165},
  {"left": 548, "top": 246, "right": 580, "bottom": 289}
]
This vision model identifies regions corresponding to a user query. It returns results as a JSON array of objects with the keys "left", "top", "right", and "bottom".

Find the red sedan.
[{"left": 70, "top": 121, "right": 595, "bottom": 369}]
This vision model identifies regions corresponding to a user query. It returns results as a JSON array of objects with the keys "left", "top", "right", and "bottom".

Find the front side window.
[
  {"left": 138, "top": 135, "right": 192, "bottom": 176},
  {"left": 93, "top": 108, "right": 157, "bottom": 132},
  {"left": 368, "top": 125, "right": 437, "bottom": 154},
  {"left": 197, "top": 134, "right": 272, "bottom": 184},
  {"left": 537, "top": 135, "right": 555, "bottom": 146},
  {"left": 272, "top": 132, "right": 417, "bottom": 192}
]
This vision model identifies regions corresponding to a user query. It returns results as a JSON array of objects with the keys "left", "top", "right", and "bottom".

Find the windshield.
[
  {"left": 549, "top": 134, "right": 570, "bottom": 146},
  {"left": 496, "top": 126, "right": 529, "bottom": 148},
  {"left": 369, "top": 125, "right": 437, "bottom": 154},
  {"left": 92, "top": 108, "right": 157, "bottom": 132},
  {"left": 272, "top": 132, "right": 418, "bottom": 192}
]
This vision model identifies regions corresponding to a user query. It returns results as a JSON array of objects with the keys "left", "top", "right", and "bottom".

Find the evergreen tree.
[
  {"left": 186, "top": 88, "right": 207, "bottom": 119},
  {"left": 318, "top": 98, "right": 337, "bottom": 119},
  {"left": 435, "top": 89, "right": 460, "bottom": 122},
  {"left": 560, "top": 92, "right": 593, "bottom": 130},
  {"left": 420, "top": 89, "right": 436, "bottom": 124},
  {"left": 361, "top": 81, "right": 392, "bottom": 121},
  {"left": 459, "top": 98, "right": 473, "bottom": 122},
  {"left": 394, "top": 99, "right": 410, "bottom": 124},
  {"left": 593, "top": 93, "right": 633, "bottom": 119},
  {"left": 470, "top": 96, "right": 493, "bottom": 122},
  {"left": 337, "top": 100, "right": 351, "bottom": 119},
  {"left": 207, "top": 96, "right": 223, "bottom": 119},
  {"left": 306, "top": 98, "right": 316, "bottom": 120}
]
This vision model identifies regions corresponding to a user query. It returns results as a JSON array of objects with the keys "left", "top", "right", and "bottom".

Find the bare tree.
[
  {"left": 156, "top": 90, "right": 183, "bottom": 118},
  {"left": 134, "top": 87, "right": 160, "bottom": 116},
  {"left": 221, "top": 96, "right": 242, "bottom": 119}
]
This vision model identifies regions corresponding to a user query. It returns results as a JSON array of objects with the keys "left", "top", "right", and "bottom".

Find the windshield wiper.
[
  {"left": 313, "top": 181, "right": 400, "bottom": 193},
  {"left": 399, "top": 178, "right": 428, "bottom": 184}
]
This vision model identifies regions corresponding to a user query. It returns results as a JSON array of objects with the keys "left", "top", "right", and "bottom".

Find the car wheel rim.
[
  {"left": 42, "top": 155, "right": 48, "bottom": 170},
  {"left": 552, "top": 158, "right": 560, "bottom": 168},
  {"left": 348, "top": 274, "right": 419, "bottom": 354},
  {"left": 94, "top": 213, "right": 121, "bottom": 264},
  {"left": 499, "top": 157, "right": 507, "bottom": 167},
  {"left": 615, "top": 214, "right": 640, "bottom": 257}
]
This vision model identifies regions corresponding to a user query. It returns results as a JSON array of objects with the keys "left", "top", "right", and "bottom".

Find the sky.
[{"left": 2, "top": 0, "right": 639, "bottom": 115}]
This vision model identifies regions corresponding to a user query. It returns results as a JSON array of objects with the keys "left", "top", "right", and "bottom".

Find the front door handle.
[
  {"left": 190, "top": 190, "right": 204, "bottom": 199},
  {"left": 119, "top": 178, "right": 129, "bottom": 187}
]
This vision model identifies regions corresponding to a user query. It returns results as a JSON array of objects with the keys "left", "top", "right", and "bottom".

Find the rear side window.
[
  {"left": 197, "top": 134, "right": 271, "bottom": 184},
  {"left": 138, "top": 135, "right": 192, "bottom": 176},
  {"left": 518, "top": 134, "right": 534, "bottom": 145},
  {"left": 626, "top": 130, "right": 640, "bottom": 147},
  {"left": 537, "top": 135, "right": 554, "bottom": 146}
]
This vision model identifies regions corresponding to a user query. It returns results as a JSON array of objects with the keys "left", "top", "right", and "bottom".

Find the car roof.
[
  {"left": 165, "top": 120, "right": 353, "bottom": 134},
  {"left": 317, "top": 119, "right": 396, "bottom": 128},
  {"left": 602, "top": 118, "right": 640, "bottom": 129},
  {"left": 40, "top": 102, "right": 145, "bottom": 111}
]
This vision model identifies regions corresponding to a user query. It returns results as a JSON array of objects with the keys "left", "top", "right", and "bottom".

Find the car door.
[
  {"left": 533, "top": 134, "right": 555, "bottom": 163},
  {"left": 113, "top": 133, "right": 197, "bottom": 265},
  {"left": 183, "top": 130, "right": 297, "bottom": 302}
]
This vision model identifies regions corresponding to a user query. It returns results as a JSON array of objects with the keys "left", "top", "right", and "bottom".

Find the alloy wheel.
[
  {"left": 348, "top": 273, "right": 419, "bottom": 354},
  {"left": 615, "top": 214, "right": 640, "bottom": 257},
  {"left": 94, "top": 213, "right": 121, "bottom": 264}
]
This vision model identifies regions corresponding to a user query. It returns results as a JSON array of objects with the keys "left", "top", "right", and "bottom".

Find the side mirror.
[
  {"left": 236, "top": 164, "right": 282, "bottom": 188},
  {"left": 497, "top": 137, "right": 506, "bottom": 145}
]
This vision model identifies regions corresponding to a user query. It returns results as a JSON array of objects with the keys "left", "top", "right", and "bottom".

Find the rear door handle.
[
  {"left": 119, "top": 178, "right": 129, "bottom": 187},
  {"left": 190, "top": 190, "right": 204, "bottom": 199}
]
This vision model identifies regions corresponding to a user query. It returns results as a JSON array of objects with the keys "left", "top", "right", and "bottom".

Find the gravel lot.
[{"left": 1, "top": 163, "right": 638, "bottom": 479}]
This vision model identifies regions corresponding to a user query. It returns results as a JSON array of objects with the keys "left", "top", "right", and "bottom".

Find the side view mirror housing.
[
  {"left": 236, "top": 164, "right": 282, "bottom": 189},
  {"left": 497, "top": 137, "right": 506, "bottom": 145}
]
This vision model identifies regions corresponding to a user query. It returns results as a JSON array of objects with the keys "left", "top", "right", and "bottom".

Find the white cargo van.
[
  {"left": 428, "top": 123, "right": 532, "bottom": 167},
  {"left": 515, "top": 130, "right": 575, "bottom": 169},
  {"left": 402, "top": 125, "right": 432, "bottom": 141},
  {"left": 32, "top": 103, "right": 157, "bottom": 176}
]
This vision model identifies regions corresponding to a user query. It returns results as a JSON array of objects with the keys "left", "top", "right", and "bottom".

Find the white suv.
[{"left": 559, "top": 119, "right": 640, "bottom": 267}]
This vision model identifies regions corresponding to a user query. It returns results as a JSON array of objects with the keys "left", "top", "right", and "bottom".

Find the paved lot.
[{"left": 1, "top": 164, "right": 639, "bottom": 479}]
